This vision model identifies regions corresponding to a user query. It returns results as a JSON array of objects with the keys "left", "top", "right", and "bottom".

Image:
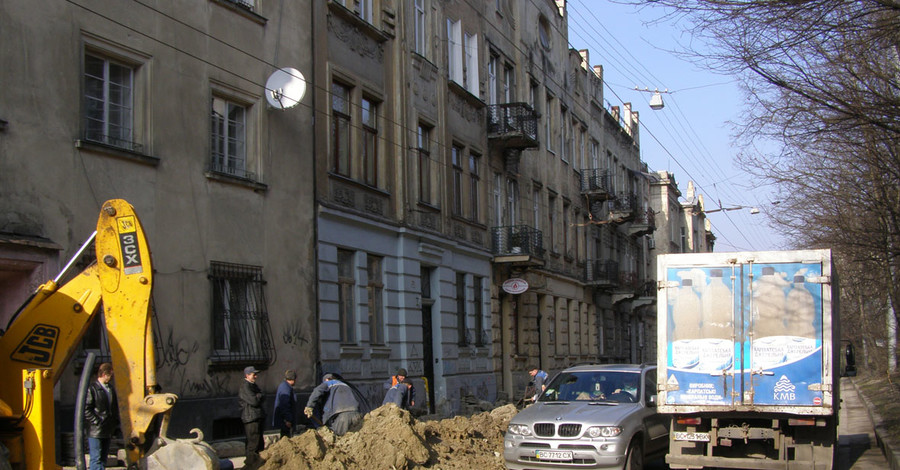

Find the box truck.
[{"left": 657, "top": 249, "right": 838, "bottom": 469}]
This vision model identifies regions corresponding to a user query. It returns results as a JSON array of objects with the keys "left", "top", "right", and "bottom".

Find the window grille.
[{"left": 209, "top": 261, "right": 274, "bottom": 366}]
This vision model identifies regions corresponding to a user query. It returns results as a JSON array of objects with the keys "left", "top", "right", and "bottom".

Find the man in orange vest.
[{"left": 390, "top": 368, "right": 416, "bottom": 408}]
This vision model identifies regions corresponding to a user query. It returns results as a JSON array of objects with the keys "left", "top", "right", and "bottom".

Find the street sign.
[{"left": 502, "top": 278, "right": 529, "bottom": 294}]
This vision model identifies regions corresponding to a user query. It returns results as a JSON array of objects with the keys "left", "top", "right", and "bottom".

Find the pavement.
[{"left": 63, "top": 378, "right": 893, "bottom": 469}]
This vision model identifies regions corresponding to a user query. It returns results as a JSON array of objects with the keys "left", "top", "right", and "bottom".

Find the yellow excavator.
[{"left": 0, "top": 199, "right": 218, "bottom": 469}]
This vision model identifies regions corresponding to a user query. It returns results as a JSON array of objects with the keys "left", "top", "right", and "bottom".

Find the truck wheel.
[{"left": 625, "top": 439, "right": 643, "bottom": 470}]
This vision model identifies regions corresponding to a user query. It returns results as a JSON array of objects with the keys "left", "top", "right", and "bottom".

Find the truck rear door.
[{"left": 659, "top": 251, "right": 834, "bottom": 412}]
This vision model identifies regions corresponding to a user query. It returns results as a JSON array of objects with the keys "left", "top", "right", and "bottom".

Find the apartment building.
[
  {"left": 0, "top": 0, "right": 318, "bottom": 446},
  {"left": 1, "top": 2, "right": 708, "bottom": 457}
]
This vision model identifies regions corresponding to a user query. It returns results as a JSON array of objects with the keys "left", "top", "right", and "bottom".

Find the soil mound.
[{"left": 259, "top": 404, "right": 516, "bottom": 469}]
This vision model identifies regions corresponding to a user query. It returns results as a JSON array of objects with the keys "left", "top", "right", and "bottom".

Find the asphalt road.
[{"left": 645, "top": 377, "right": 887, "bottom": 470}]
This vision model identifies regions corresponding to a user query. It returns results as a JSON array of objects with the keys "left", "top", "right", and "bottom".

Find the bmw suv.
[{"left": 504, "top": 364, "right": 668, "bottom": 470}]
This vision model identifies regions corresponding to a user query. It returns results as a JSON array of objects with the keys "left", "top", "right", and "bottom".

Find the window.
[
  {"left": 456, "top": 272, "right": 468, "bottom": 346},
  {"left": 84, "top": 53, "right": 136, "bottom": 150},
  {"left": 210, "top": 96, "right": 248, "bottom": 179},
  {"left": 590, "top": 140, "right": 600, "bottom": 169},
  {"left": 493, "top": 173, "right": 503, "bottom": 226},
  {"left": 464, "top": 33, "right": 480, "bottom": 95},
  {"left": 338, "top": 249, "right": 356, "bottom": 343},
  {"left": 367, "top": 255, "right": 384, "bottom": 345},
  {"left": 474, "top": 276, "right": 485, "bottom": 346},
  {"left": 359, "top": 0, "right": 373, "bottom": 23},
  {"left": 414, "top": 0, "right": 427, "bottom": 55},
  {"left": 488, "top": 55, "right": 498, "bottom": 105},
  {"left": 469, "top": 152, "right": 481, "bottom": 222},
  {"left": 506, "top": 178, "right": 519, "bottom": 225},
  {"left": 417, "top": 124, "right": 433, "bottom": 204},
  {"left": 533, "top": 187, "right": 541, "bottom": 230},
  {"left": 560, "top": 106, "right": 568, "bottom": 162},
  {"left": 563, "top": 200, "right": 571, "bottom": 255},
  {"left": 209, "top": 262, "right": 274, "bottom": 364},
  {"left": 332, "top": 82, "right": 351, "bottom": 177},
  {"left": 447, "top": 19, "right": 463, "bottom": 84},
  {"left": 502, "top": 65, "right": 513, "bottom": 102},
  {"left": 448, "top": 19, "right": 479, "bottom": 95},
  {"left": 362, "top": 97, "right": 378, "bottom": 186},
  {"left": 545, "top": 92, "right": 554, "bottom": 152},
  {"left": 451, "top": 145, "right": 463, "bottom": 216},
  {"left": 548, "top": 194, "right": 556, "bottom": 251}
]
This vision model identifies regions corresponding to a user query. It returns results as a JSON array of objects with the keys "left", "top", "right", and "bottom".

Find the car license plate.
[
  {"left": 535, "top": 450, "right": 573, "bottom": 461},
  {"left": 674, "top": 432, "right": 711, "bottom": 442}
]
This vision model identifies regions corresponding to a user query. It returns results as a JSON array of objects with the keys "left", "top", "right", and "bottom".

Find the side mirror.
[{"left": 647, "top": 394, "right": 657, "bottom": 407}]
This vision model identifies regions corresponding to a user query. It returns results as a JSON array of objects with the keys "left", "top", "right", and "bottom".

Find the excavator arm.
[{"left": 0, "top": 200, "right": 183, "bottom": 469}]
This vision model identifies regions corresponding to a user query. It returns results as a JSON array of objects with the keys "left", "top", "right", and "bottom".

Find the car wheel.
[{"left": 625, "top": 438, "right": 643, "bottom": 470}]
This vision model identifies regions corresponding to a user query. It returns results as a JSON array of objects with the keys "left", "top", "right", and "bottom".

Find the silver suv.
[{"left": 504, "top": 364, "right": 668, "bottom": 470}]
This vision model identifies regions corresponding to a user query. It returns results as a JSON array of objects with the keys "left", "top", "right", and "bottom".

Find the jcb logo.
[
  {"left": 117, "top": 215, "right": 144, "bottom": 275},
  {"left": 11, "top": 324, "right": 59, "bottom": 366}
]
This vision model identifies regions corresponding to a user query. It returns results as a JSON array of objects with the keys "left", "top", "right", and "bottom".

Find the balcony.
[
  {"left": 585, "top": 259, "right": 619, "bottom": 287},
  {"left": 487, "top": 103, "right": 539, "bottom": 149},
  {"left": 608, "top": 193, "right": 637, "bottom": 221},
  {"left": 492, "top": 225, "right": 544, "bottom": 263},
  {"left": 628, "top": 208, "right": 656, "bottom": 237},
  {"left": 580, "top": 169, "right": 613, "bottom": 200}
]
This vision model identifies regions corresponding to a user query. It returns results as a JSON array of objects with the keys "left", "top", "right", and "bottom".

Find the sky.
[{"left": 564, "top": 0, "right": 787, "bottom": 252}]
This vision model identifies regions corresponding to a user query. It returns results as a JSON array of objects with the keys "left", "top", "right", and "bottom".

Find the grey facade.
[
  {"left": 0, "top": 0, "right": 318, "bottom": 446},
  {"left": 0, "top": 1, "right": 713, "bottom": 461}
]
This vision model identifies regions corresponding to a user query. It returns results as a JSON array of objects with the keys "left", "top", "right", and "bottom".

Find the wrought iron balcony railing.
[
  {"left": 581, "top": 169, "right": 613, "bottom": 195},
  {"left": 492, "top": 225, "right": 544, "bottom": 257},
  {"left": 585, "top": 259, "right": 619, "bottom": 286},
  {"left": 487, "top": 103, "right": 539, "bottom": 149},
  {"left": 609, "top": 193, "right": 638, "bottom": 213}
]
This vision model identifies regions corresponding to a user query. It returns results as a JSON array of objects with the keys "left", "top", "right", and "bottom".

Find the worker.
[
  {"left": 390, "top": 367, "right": 416, "bottom": 407},
  {"left": 239, "top": 366, "right": 265, "bottom": 469},
  {"left": 84, "top": 362, "right": 119, "bottom": 470},
  {"left": 382, "top": 378, "right": 414, "bottom": 409},
  {"left": 304, "top": 373, "right": 362, "bottom": 436},
  {"left": 527, "top": 366, "right": 548, "bottom": 402},
  {"left": 273, "top": 369, "right": 297, "bottom": 438}
]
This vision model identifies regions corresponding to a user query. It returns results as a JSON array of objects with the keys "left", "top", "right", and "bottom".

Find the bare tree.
[{"left": 627, "top": 0, "right": 900, "bottom": 366}]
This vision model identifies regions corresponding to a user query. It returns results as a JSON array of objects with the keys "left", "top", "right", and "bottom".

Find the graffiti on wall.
[{"left": 282, "top": 319, "right": 310, "bottom": 348}]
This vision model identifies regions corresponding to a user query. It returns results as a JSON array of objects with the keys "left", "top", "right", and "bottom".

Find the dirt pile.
[{"left": 259, "top": 404, "right": 517, "bottom": 470}]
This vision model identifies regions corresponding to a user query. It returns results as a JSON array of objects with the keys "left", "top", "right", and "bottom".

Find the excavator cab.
[{"left": 0, "top": 199, "right": 218, "bottom": 469}]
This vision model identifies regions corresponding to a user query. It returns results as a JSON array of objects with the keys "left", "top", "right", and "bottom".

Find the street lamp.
[
  {"left": 704, "top": 206, "right": 760, "bottom": 214},
  {"left": 635, "top": 87, "right": 669, "bottom": 110}
]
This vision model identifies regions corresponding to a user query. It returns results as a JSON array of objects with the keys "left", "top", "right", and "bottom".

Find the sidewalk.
[{"left": 847, "top": 376, "right": 900, "bottom": 470}]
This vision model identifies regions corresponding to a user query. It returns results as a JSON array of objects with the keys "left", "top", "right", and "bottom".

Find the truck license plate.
[
  {"left": 674, "top": 432, "right": 711, "bottom": 442},
  {"left": 535, "top": 450, "right": 573, "bottom": 461}
]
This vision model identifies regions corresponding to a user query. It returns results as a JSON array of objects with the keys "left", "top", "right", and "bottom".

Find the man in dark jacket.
[
  {"left": 304, "top": 373, "right": 361, "bottom": 436},
  {"left": 239, "top": 366, "right": 265, "bottom": 469},
  {"left": 382, "top": 378, "right": 413, "bottom": 410},
  {"left": 273, "top": 369, "right": 296, "bottom": 438},
  {"left": 84, "top": 362, "right": 118, "bottom": 470},
  {"left": 388, "top": 368, "right": 415, "bottom": 408}
]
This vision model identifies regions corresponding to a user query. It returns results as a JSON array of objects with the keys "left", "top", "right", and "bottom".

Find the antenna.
[{"left": 265, "top": 67, "right": 307, "bottom": 110}]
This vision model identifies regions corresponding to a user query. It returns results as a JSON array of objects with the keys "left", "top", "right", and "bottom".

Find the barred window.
[
  {"left": 210, "top": 96, "right": 248, "bottom": 179},
  {"left": 209, "top": 262, "right": 274, "bottom": 365},
  {"left": 84, "top": 53, "right": 136, "bottom": 150}
]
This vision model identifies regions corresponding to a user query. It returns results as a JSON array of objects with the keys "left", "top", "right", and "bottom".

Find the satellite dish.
[{"left": 265, "top": 67, "right": 306, "bottom": 110}]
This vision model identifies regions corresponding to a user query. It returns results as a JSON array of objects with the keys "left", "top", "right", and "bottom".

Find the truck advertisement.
[{"left": 659, "top": 250, "right": 836, "bottom": 413}]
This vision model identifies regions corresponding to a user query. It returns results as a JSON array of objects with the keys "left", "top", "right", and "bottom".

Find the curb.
[{"left": 851, "top": 377, "right": 900, "bottom": 470}]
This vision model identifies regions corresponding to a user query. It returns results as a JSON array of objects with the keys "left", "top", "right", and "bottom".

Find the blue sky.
[{"left": 565, "top": 0, "right": 786, "bottom": 251}]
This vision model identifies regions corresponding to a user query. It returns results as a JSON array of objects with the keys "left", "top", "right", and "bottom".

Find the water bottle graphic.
[
  {"left": 671, "top": 277, "right": 701, "bottom": 369},
  {"left": 785, "top": 274, "right": 816, "bottom": 338},
  {"left": 701, "top": 269, "right": 733, "bottom": 339},
  {"left": 753, "top": 266, "right": 786, "bottom": 339},
  {"left": 672, "top": 277, "right": 701, "bottom": 340}
]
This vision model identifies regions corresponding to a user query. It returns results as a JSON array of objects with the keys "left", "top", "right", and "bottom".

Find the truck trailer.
[{"left": 657, "top": 249, "right": 838, "bottom": 469}]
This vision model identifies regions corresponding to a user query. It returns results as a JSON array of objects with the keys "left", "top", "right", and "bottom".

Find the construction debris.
[{"left": 258, "top": 403, "right": 517, "bottom": 470}]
